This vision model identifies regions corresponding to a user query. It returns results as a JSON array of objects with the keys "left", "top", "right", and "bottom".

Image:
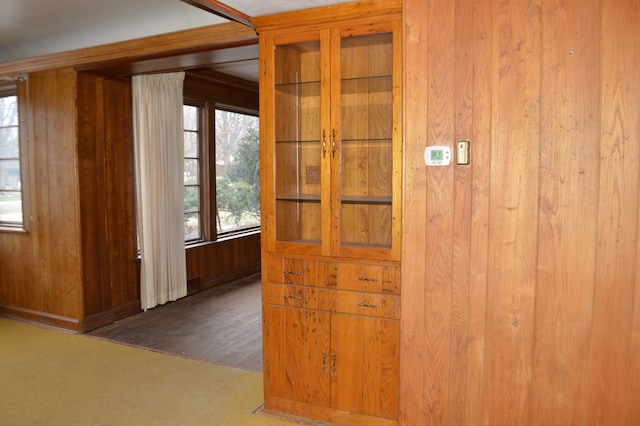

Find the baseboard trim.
[
  {"left": 1, "top": 266, "right": 261, "bottom": 333},
  {"left": 81, "top": 300, "right": 142, "bottom": 332},
  {"left": 0, "top": 305, "right": 83, "bottom": 332}
]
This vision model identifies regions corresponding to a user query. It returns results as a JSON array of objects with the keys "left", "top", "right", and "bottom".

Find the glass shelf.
[
  {"left": 275, "top": 80, "right": 321, "bottom": 88},
  {"left": 341, "top": 138, "right": 392, "bottom": 144},
  {"left": 276, "top": 194, "right": 321, "bottom": 202},
  {"left": 340, "top": 195, "right": 392, "bottom": 205},
  {"left": 275, "top": 139, "right": 321, "bottom": 145}
]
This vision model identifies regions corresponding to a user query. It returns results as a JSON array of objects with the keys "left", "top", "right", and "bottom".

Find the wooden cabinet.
[
  {"left": 263, "top": 256, "right": 400, "bottom": 424},
  {"left": 258, "top": 1, "right": 402, "bottom": 262},
  {"left": 256, "top": 2, "right": 402, "bottom": 425}
]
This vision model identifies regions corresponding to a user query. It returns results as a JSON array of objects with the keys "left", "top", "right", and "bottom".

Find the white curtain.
[{"left": 132, "top": 72, "right": 187, "bottom": 310}]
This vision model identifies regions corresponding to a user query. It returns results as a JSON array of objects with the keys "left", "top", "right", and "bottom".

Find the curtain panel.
[{"left": 132, "top": 72, "right": 187, "bottom": 310}]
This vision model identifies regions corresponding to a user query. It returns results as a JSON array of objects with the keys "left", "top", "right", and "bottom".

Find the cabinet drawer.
[
  {"left": 333, "top": 291, "right": 400, "bottom": 320},
  {"left": 264, "top": 282, "right": 318, "bottom": 309},
  {"left": 267, "top": 256, "right": 316, "bottom": 286},
  {"left": 336, "top": 263, "right": 400, "bottom": 294}
]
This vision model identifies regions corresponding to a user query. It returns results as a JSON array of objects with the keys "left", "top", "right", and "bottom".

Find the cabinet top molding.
[{"left": 252, "top": 0, "right": 402, "bottom": 33}]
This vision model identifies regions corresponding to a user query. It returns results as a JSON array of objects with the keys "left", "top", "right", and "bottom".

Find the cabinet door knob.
[
  {"left": 357, "top": 302, "right": 378, "bottom": 309},
  {"left": 331, "top": 129, "right": 337, "bottom": 157},
  {"left": 322, "top": 129, "right": 327, "bottom": 158}
]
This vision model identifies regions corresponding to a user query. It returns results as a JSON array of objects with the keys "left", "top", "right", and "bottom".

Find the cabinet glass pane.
[
  {"left": 274, "top": 41, "right": 322, "bottom": 244},
  {"left": 339, "top": 33, "right": 393, "bottom": 248}
]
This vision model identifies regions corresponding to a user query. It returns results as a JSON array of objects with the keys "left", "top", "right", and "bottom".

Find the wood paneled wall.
[
  {"left": 0, "top": 69, "right": 84, "bottom": 330},
  {"left": 185, "top": 233, "right": 261, "bottom": 294},
  {"left": 0, "top": 66, "right": 261, "bottom": 332},
  {"left": 77, "top": 72, "right": 140, "bottom": 329},
  {"left": 401, "top": 0, "right": 640, "bottom": 424}
]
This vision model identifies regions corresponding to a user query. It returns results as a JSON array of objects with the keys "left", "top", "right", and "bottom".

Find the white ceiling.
[{"left": 0, "top": 0, "right": 354, "bottom": 64}]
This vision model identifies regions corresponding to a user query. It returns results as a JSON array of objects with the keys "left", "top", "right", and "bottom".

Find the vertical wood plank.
[
  {"left": 423, "top": 0, "right": 455, "bottom": 423},
  {"left": 588, "top": 0, "right": 640, "bottom": 423},
  {"left": 528, "top": 0, "right": 601, "bottom": 423},
  {"left": 449, "top": 0, "right": 474, "bottom": 423},
  {"left": 483, "top": 0, "right": 541, "bottom": 423},
  {"left": 464, "top": 0, "right": 493, "bottom": 423},
  {"left": 399, "top": 0, "right": 428, "bottom": 424}
]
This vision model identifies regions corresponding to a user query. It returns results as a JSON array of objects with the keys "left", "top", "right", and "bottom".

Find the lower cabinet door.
[
  {"left": 330, "top": 313, "right": 400, "bottom": 420},
  {"left": 264, "top": 305, "right": 331, "bottom": 406}
]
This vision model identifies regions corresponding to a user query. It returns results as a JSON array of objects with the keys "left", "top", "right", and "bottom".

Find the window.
[
  {"left": 215, "top": 109, "right": 260, "bottom": 234},
  {"left": 183, "top": 105, "right": 201, "bottom": 241},
  {"left": 0, "top": 92, "right": 22, "bottom": 227},
  {"left": 182, "top": 102, "right": 259, "bottom": 243}
]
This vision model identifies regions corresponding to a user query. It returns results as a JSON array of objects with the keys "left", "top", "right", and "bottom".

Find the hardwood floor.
[{"left": 89, "top": 274, "right": 263, "bottom": 373}]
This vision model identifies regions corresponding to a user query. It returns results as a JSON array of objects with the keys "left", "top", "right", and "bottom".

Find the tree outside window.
[
  {"left": 215, "top": 109, "right": 260, "bottom": 233},
  {"left": 182, "top": 104, "right": 259, "bottom": 242}
]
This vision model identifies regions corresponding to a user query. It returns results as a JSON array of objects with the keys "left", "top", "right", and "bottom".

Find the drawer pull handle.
[
  {"left": 358, "top": 276, "right": 379, "bottom": 282},
  {"left": 284, "top": 270, "right": 303, "bottom": 276},
  {"left": 357, "top": 302, "right": 378, "bottom": 308},
  {"left": 283, "top": 295, "right": 303, "bottom": 300}
]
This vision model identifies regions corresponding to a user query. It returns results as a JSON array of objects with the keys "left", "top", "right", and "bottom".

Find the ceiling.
[{"left": 0, "top": 0, "right": 354, "bottom": 80}]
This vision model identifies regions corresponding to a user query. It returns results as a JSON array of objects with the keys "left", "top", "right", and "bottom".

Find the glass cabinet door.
[
  {"left": 273, "top": 40, "right": 323, "bottom": 246},
  {"left": 337, "top": 32, "right": 394, "bottom": 250}
]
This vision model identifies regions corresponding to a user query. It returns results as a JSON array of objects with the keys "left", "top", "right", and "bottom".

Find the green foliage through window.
[
  {"left": 182, "top": 104, "right": 259, "bottom": 241},
  {"left": 215, "top": 111, "right": 260, "bottom": 233}
]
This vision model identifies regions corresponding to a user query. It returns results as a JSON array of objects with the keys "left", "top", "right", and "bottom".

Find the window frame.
[
  {"left": 183, "top": 98, "right": 213, "bottom": 244},
  {"left": 182, "top": 97, "right": 260, "bottom": 246},
  {"left": 0, "top": 79, "right": 29, "bottom": 233}
]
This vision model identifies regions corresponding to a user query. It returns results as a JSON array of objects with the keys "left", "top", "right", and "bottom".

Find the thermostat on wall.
[{"left": 424, "top": 145, "right": 451, "bottom": 166}]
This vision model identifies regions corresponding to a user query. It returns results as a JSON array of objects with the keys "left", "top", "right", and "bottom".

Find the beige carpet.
[{"left": 0, "top": 317, "right": 293, "bottom": 426}]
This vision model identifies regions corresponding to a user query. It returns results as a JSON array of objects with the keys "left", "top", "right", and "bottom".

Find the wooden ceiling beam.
[{"left": 182, "top": 0, "right": 254, "bottom": 29}]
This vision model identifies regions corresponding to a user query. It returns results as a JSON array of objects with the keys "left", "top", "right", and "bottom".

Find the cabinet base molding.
[{"left": 264, "top": 396, "right": 398, "bottom": 426}]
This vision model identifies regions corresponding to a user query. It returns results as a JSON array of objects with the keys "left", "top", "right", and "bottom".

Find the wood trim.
[
  {"left": 252, "top": 0, "right": 402, "bottom": 33},
  {"left": 263, "top": 396, "right": 398, "bottom": 426},
  {"left": 183, "top": 0, "right": 254, "bottom": 28},
  {"left": 0, "top": 305, "right": 83, "bottom": 332},
  {"left": 0, "top": 22, "right": 257, "bottom": 76},
  {"left": 80, "top": 301, "right": 142, "bottom": 332}
]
